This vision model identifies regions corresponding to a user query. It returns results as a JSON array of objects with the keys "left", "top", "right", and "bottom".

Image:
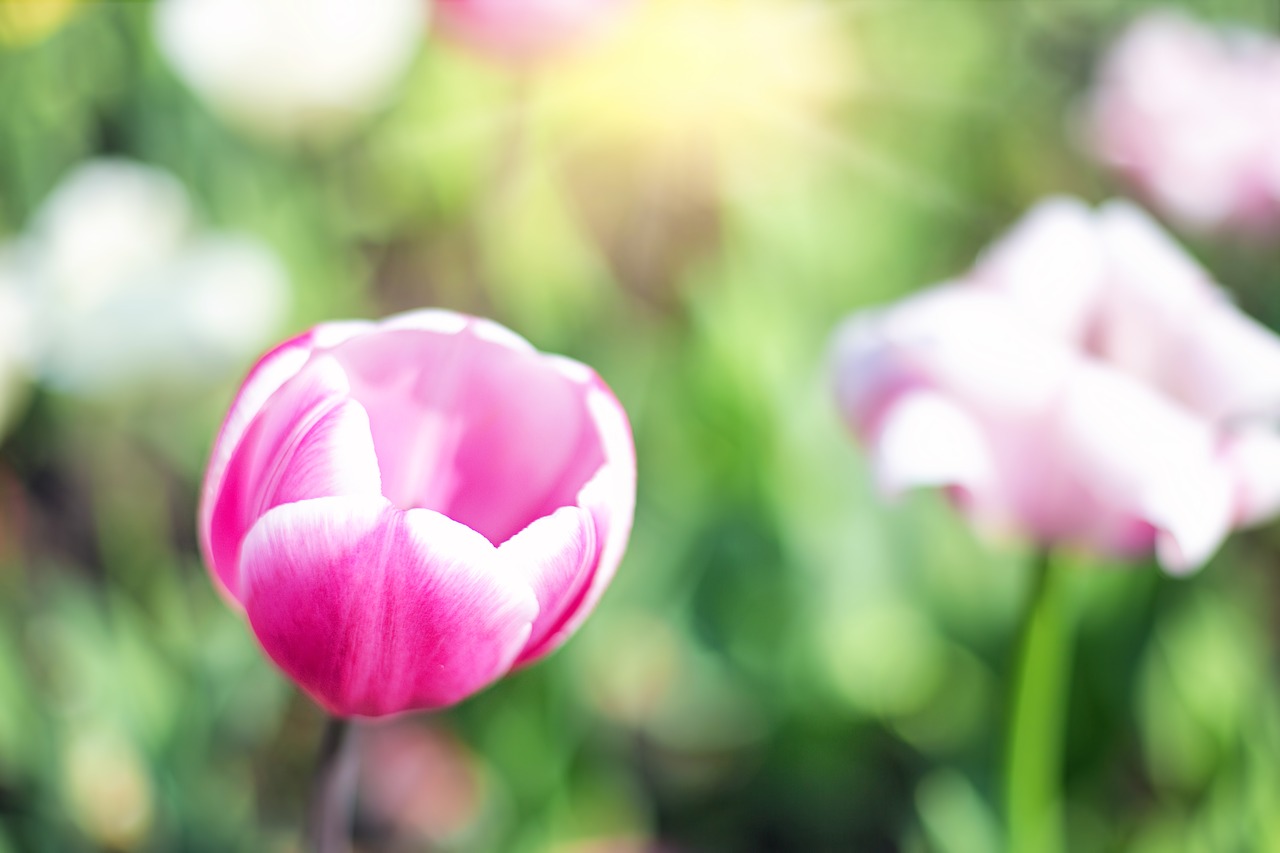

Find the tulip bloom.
[
  {"left": 200, "top": 311, "right": 635, "bottom": 717},
  {"left": 1087, "top": 11, "right": 1280, "bottom": 233},
  {"left": 831, "top": 198, "right": 1280, "bottom": 573}
]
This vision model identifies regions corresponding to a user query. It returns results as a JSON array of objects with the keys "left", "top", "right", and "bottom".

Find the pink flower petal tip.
[
  {"left": 200, "top": 310, "right": 636, "bottom": 717},
  {"left": 433, "top": 0, "right": 633, "bottom": 63}
]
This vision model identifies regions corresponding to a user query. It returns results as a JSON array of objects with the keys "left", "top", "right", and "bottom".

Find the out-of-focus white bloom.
[
  {"left": 0, "top": 159, "right": 289, "bottom": 397},
  {"left": 1087, "top": 11, "right": 1280, "bottom": 233},
  {"left": 154, "top": 0, "right": 426, "bottom": 141}
]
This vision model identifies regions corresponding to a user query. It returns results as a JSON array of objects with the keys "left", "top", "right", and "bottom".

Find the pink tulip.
[
  {"left": 831, "top": 197, "right": 1280, "bottom": 573},
  {"left": 433, "top": 0, "right": 630, "bottom": 61},
  {"left": 200, "top": 310, "right": 635, "bottom": 717},
  {"left": 1087, "top": 11, "right": 1280, "bottom": 233}
]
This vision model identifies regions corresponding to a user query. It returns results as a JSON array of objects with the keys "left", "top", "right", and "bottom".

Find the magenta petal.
[
  {"left": 206, "top": 356, "right": 381, "bottom": 601},
  {"left": 199, "top": 336, "right": 312, "bottom": 567},
  {"left": 518, "top": 385, "right": 636, "bottom": 662},
  {"left": 265, "top": 399, "right": 382, "bottom": 508},
  {"left": 501, "top": 507, "right": 598, "bottom": 664},
  {"left": 330, "top": 319, "right": 608, "bottom": 544},
  {"left": 241, "top": 496, "right": 538, "bottom": 718},
  {"left": 200, "top": 323, "right": 372, "bottom": 534}
]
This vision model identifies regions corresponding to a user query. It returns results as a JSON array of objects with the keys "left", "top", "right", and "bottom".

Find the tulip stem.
[
  {"left": 1005, "top": 548, "right": 1071, "bottom": 853},
  {"left": 305, "top": 717, "right": 360, "bottom": 853}
]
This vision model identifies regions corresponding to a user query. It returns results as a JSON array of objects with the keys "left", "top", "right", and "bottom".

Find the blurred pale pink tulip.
[
  {"left": 1087, "top": 11, "right": 1280, "bottom": 233},
  {"left": 434, "top": 0, "right": 630, "bottom": 61},
  {"left": 831, "top": 198, "right": 1280, "bottom": 573},
  {"left": 201, "top": 310, "right": 635, "bottom": 717}
]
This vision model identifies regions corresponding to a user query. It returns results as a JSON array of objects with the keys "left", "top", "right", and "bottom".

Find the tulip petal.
[
  {"left": 439, "top": 339, "right": 604, "bottom": 545},
  {"left": 1091, "top": 202, "right": 1219, "bottom": 392},
  {"left": 970, "top": 197, "right": 1107, "bottom": 344},
  {"left": 1148, "top": 472, "right": 1235, "bottom": 573},
  {"left": 1172, "top": 305, "right": 1280, "bottom": 421},
  {"left": 1095, "top": 202, "right": 1280, "bottom": 420},
  {"left": 200, "top": 320, "right": 373, "bottom": 549},
  {"left": 832, "top": 286, "right": 1074, "bottom": 431},
  {"left": 207, "top": 356, "right": 381, "bottom": 601},
  {"left": 379, "top": 308, "right": 470, "bottom": 337},
  {"left": 1057, "top": 365, "right": 1234, "bottom": 572},
  {"left": 871, "top": 390, "right": 996, "bottom": 499},
  {"left": 518, "top": 385, "right": 636, "bottom": 662},
  {"left": 200, "top": 335, "right": 311, "bottom": 545},
  {"left": 265, "top": 398, "right": 381, "bottom": 508},
  {"left": 1099, "top": 201, "right": 1216, "bottom": 305},
  {"left": 1223, "top": 426, "right": 1280, "bottom": 525},
  {"left": 502, "top": 506, "right": 599, "bottom": 664},
  {"left": 331, "top": 323, "right": 607, "bottom": 544},
  {"left": 241, "top": 496, "right": 538, "bottom": 717}
]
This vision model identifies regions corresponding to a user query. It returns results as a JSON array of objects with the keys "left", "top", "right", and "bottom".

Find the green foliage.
[{"left": 2, "top": 1, "right": 1280, "bottom": 850}]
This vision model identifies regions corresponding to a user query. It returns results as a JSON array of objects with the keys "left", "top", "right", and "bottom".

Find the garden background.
[{"left": 1, "top": 0, "right": 1279, "bottom": 850}]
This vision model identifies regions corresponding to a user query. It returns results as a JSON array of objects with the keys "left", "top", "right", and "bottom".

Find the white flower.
[
  {"left": 0, "top": 159, "right": 290, "bottom": 397},
  {"left": 155, "top": 0, "right": 426, "bottom": 141}
]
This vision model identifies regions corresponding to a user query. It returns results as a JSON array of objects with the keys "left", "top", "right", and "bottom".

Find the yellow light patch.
[
  {"left": 0, "top": 0, "right": 79, "bottom": 48},
  {"left": 538, "top": 0, "right": 852, "bottom": 179}
]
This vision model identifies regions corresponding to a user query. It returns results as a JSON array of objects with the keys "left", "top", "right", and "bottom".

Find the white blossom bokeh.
[{"left": 0, "top": 159, "right": 290, "bottom": 399}]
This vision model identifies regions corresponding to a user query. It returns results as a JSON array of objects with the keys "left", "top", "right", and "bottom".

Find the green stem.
[
  {"left": 305, "top": 717, "right": 360, "bottom": 853},
  {"left": 1005, "top": 548, "right": 1071, "bottom": 853}
]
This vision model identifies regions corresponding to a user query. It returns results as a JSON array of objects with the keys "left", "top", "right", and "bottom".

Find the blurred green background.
[{"left": 3, "top": 0, "right": 1280, "bottom": 850}]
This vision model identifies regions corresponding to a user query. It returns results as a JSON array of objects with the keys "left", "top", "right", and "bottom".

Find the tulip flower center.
[{"left": 332, "top": 329, "right": 606, "bottom": 545}]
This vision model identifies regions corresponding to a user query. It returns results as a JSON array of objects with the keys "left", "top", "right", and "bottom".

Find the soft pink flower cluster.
[
  {"left": 200, "top": 311, "right": 635, "bottom": 718},
  {"left": 831, "top": 198, "right": 1280, "bottom": 573},
  {"left": 1088, "top": 11, "right": 1280, "bottom": 233}
]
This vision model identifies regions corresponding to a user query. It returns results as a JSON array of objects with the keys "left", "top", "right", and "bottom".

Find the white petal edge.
[{"left": 871, "top": 390, "right": 996, "bottom": 498}]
